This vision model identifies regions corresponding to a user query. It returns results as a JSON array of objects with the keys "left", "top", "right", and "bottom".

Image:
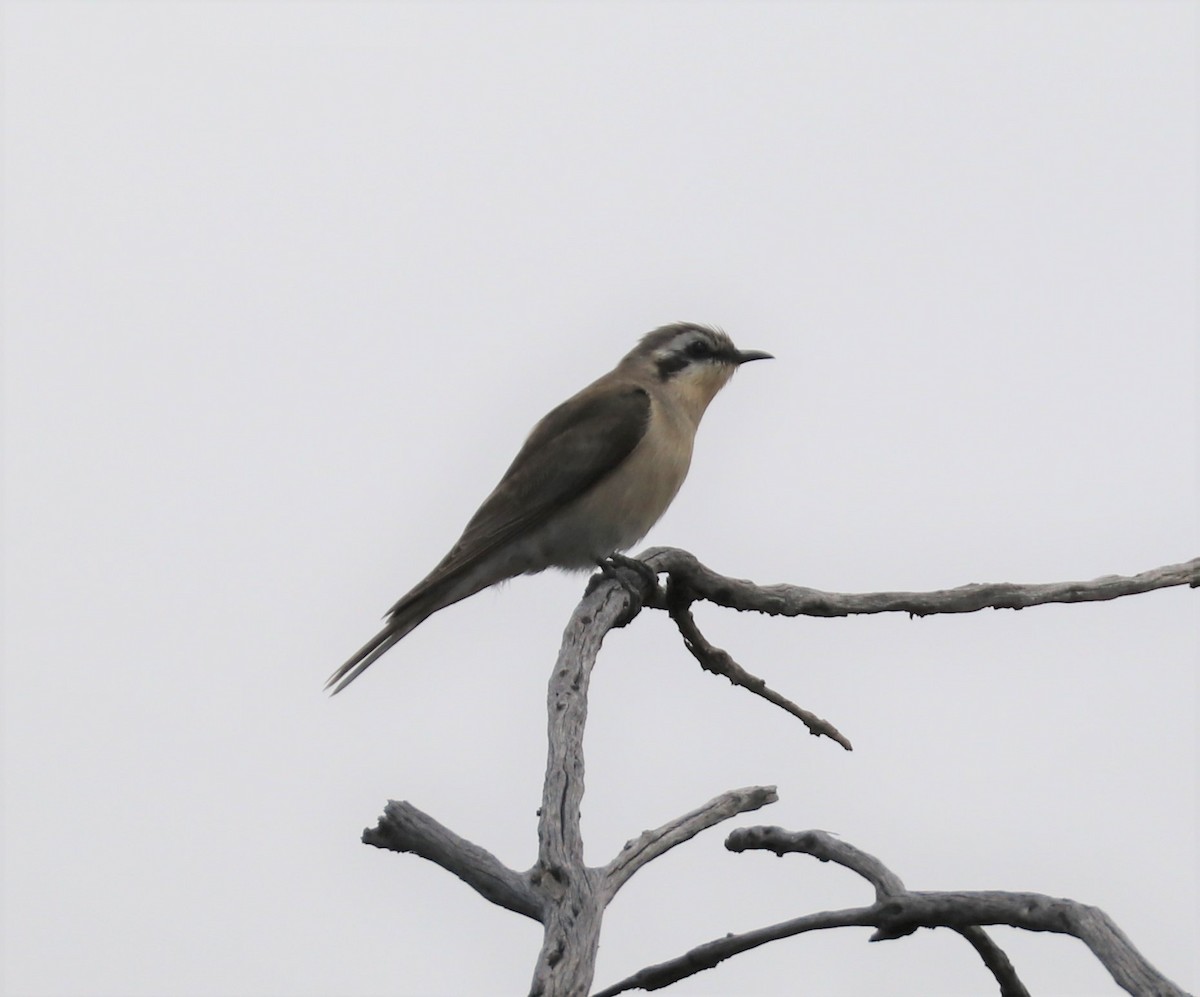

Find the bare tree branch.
[
  {"left": 590, "top": 905, "right": 882, "bottom": 997},
  {"left": 357, "top": 578, "right": 780, "bottom": 997},
  {"left": 642, "top": 553, "right": 1196, "bottom": 748},
  {"left": 529, "top": 579, "right": 634, "bottom": 996},
  {"left": 363, "top": 800, "right": 544, "bottom": 921},
  {"left": 867, "top": 891, "right": 1190, "bottom": 996},
  {"left": 665, "top": 584, "right": 853, "bottom": 750},
  {"left": 597, "top": 826, "right": 1192, "bottom": 997},
  {"left": 727, "top": 826, "right": 904, "bottom": 898},
  {"left": 529, "top": 580, "right": 782, "bottom": 995},
  {"left": 955, "top": 927, "right": 1030, "bottom": 997},
  {"left": 641, "top": 548, "right": 1200, "bottom": 618},
  {"left": 727, "top": 827, "right": 1027, "bottom": 996},
  {"left": 351, "top": 552, "right": 1197, "bottom": 996},
  {"left": 600, "top": 786, "right": 778, "bottom": 903}
]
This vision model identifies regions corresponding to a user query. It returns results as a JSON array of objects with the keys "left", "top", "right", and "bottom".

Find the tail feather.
[
  {"left": 327, "top": 565, "right": 500, "bottom": 694},
  {"left": 325, "top": 628, "right": 398, "bottom": 695},
  {"left": 325, "top": 606, "right": 429, "bottom": 694}
]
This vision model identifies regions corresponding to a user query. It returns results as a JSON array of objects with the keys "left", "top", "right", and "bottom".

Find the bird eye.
[{"left": 686, "top": 340, "right": 710, "bottom": 359}]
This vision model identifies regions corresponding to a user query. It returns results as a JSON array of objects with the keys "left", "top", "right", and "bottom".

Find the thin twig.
[
  {"left": 591, "top": 906, "right": 880, "bottom": 996},
  {"left": 600, "top": 787, "right": 778, "bottom": 902},
  {"left": 956, "top": 925, "right": 1031, "bottom": 997},
  {"left": 665, "top": 580, "right": 853, "bottom": 750}
]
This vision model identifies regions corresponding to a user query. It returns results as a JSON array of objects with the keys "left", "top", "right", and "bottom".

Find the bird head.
[{"left": 623, "top": 323, "right": 773, "bottom": 422}]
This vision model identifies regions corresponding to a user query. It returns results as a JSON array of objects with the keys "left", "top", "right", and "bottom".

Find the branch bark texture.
[
  {"left": 641, "top": 549, "right": 1199, "bottom": 619},
  {"left": 354, "top": 553, "right": 1196, "bottom": 996},
  {"left": 595, "top": 827, "right": 1191, "bottom": 997}
]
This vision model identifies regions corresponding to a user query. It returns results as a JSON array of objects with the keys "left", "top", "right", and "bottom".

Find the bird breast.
[{"left": 528, "top": 395, "right": 695, "bottom": 569}]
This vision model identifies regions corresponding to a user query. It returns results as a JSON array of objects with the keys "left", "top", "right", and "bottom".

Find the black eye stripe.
[
  {"left": 656, "top": 353, "right": 691, "bottom": 380},
  {"left": 656, "top": 335, "right": 719, "bottom": 379}
]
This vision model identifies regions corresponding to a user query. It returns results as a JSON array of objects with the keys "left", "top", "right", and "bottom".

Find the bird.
[{"left": 326, "top": 322, "right": 772, "bottom": 694}]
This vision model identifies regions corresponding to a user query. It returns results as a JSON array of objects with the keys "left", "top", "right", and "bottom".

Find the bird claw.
[
  {"left": 603, "top": 553, "right": 660, "bottom": 589},
  {"left": 590, "top": 554, "right": 660, "bottom": 625}
]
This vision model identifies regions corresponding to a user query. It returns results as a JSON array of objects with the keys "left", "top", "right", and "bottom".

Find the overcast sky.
[{"left": 3, "top": 2, "right": 1196, "bottom": 996}]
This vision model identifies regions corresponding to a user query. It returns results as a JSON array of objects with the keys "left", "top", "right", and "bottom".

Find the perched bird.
[{"left": 326, "top": 322, "right": 772, "bottom": 693}]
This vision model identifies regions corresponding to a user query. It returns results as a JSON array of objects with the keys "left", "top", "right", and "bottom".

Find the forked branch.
[
  {"left": 354, "top": 553, "right": 1196, "bottom": 996},
  {"left": 638, "top": 550, "right": 1198, "bottom": 750},
  {"left": 593, "top": 826, "right": 1191, "bottom": 997}
]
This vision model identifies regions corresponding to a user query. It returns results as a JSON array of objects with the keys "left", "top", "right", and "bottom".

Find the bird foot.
[
  {"left": 602, "top": 553, "right": 660, "bottom": 589},
  {"left": 590, "top": 554, "right": 660, "bottom": 624}
]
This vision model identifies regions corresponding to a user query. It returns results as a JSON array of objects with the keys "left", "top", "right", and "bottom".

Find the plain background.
[{"left": 3, "top": 2, "right": 1196, "bottom": 995}]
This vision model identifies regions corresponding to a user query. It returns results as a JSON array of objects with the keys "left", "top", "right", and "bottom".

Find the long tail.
[
  {"left": 326, "top": 554, "right": 507, "bottom": 694},
  {"left": 324, "top": 601, "right": 433, "bottom": 695}
]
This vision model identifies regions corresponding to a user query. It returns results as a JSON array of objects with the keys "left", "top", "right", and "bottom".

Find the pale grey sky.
[{"left": 3, "top": 2, "right": 1196, "bottom": 996}]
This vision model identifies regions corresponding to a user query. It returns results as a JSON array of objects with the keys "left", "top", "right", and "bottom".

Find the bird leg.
[
  {"left": 601, "top": 553, "right": 660, "bottom": 590},
  {"left": 590, "top": 554, "right": 661, "bottom": 622}
]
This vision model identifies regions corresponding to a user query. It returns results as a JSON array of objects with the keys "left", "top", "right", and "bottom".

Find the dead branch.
[
  {"left": 363, "top": 800, "right": 544, "bottom": 921},
  {"left": 352, "top": 552, "right": 1196, "bottom": 996},
  {"left": 664, "top": 584, "right": 853, "bottom": 749},
  {"left": 600, "top": 786, "right": 778, "bottom": 903},
  {"left": 528, "top": 578, "right": 629, "bottom": 996},
  {"left": 728, "top": 827, "right": 1025, "bottom": 996},
  {"left": 641, "top": 548, "right": 1199, "bottom": 618},
  {"left": 641, "top": 551, "right": 1196, "bottom": 751},
  {"left": 593, "top": 826, "right": 1191, "bottom": 997},
  {"left": 360, "top": 577, "right": 779, "bottom": 997}
]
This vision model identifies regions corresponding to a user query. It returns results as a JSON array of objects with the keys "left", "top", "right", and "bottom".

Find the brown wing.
[{"left": 387, "top": 383, "right": 651, "bottom": 617}]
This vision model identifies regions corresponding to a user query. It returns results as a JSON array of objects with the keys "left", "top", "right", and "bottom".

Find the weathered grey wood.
[
  {"left": 642, "top": 547, "right": 1200, "bottom": 618},
  {"left": 727, "top": 826, "right": 907, "bottom": 898},
  {"left": 867, "top": 891, "right": 1189, "bottom": 996},
  {"left": 642, "top": 551, "right": 1197, "bottom": 748},
  {"left": 600, "top": 786, "right": 778, "bottom": 904},
  {"left": 352, "top": 553, "right": 1196, "bottom": 996},
  {"left": 527, "top": 580, "right": 627, "bottom": 996},
  {"left": 527, "top": 577, "right": 780, "bottom": 995},
  {"left": 363, "top": 800, "right": 544, "bottom": 921},
  {"left": 357, "top": 569, "right": 783, "bottom": 997},
  {"left": 665, "top": 588, "right": 853, "bottom": 749},
  {"left": 726, "top": 827, "right": 1028, "bottom": 997},
  {"left": 595, "top": 827, "right": 1192, "bottom": 997}
]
